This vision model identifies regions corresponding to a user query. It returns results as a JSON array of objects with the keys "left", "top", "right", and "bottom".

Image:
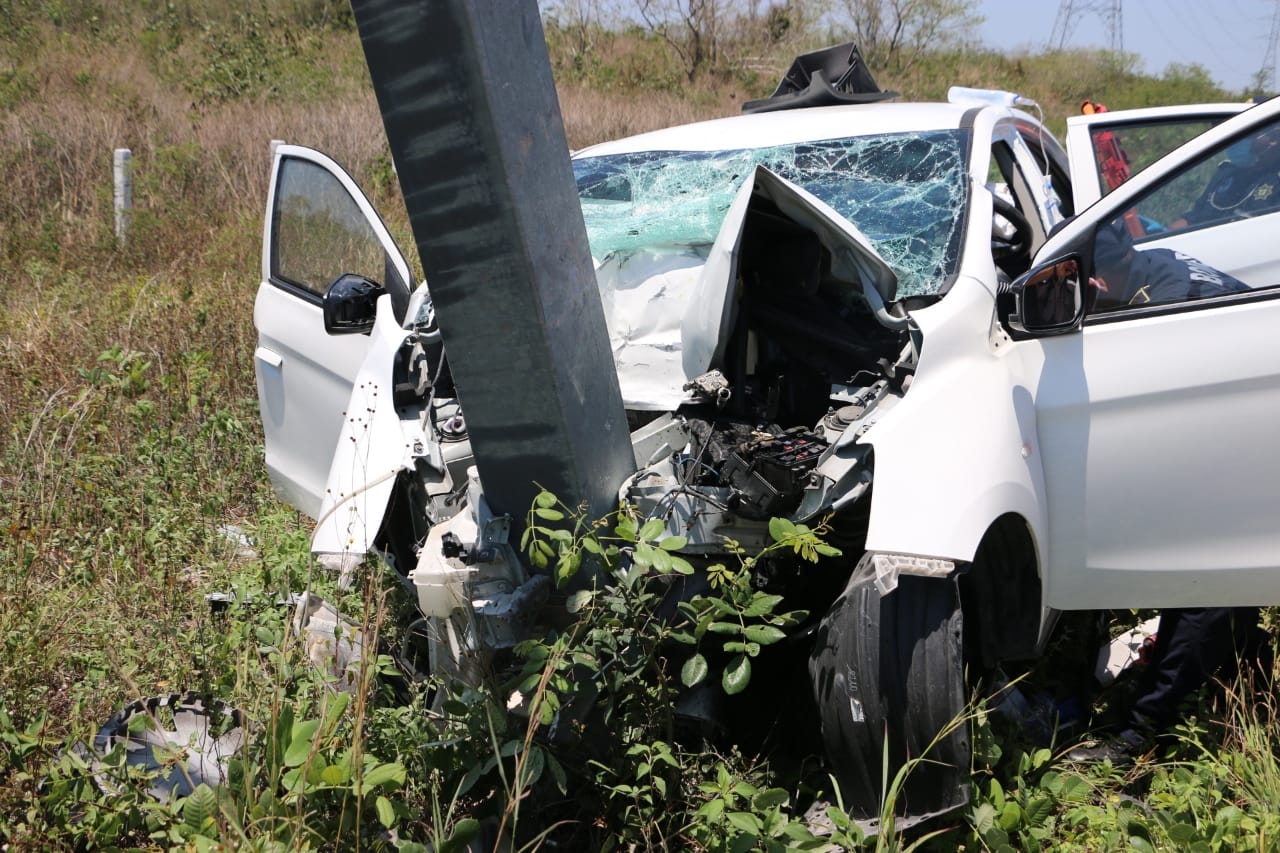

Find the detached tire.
[{"left": 809, "top": 557, "right": 969, "bottom": 826}]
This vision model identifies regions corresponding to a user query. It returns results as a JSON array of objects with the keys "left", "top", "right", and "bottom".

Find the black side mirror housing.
[
  {"left": 999, "top": 256, "right": 1086, "bottom": 340},
  {"left": 323, "top": 273, "right": 385, "bottom": 335}
]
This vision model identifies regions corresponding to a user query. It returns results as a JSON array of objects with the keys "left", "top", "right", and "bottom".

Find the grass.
[{"left": 0, "top": 4, "right": 1275, "bottom": 850}]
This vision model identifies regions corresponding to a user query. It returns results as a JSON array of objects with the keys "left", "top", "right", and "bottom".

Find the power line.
[
  {"left": 1050, "top": 1, "right": 1123, "bottom": 52},
  {"left": 1140, "top": 0, "right": 1249, "bottom": 79},
  {"left": 1054, "top": 0, "right": 1266, "bottom": 88},
  {"left": 1173, "top": 0, "right": 1239, "bottom": 58},
  {"left": 1176, "top": 0, "right": 1275, "bottom": 88}
]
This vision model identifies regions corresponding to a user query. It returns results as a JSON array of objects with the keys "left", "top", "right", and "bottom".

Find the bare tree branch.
[
  {"left": 633, "top": 0, "right": 744, "bottom": 80},
  {"left": 838, "top": 0, "right": 982, "bottom": 74}
]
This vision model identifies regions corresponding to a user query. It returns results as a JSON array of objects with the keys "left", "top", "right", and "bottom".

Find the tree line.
[{"left": 540, "top": 0, "right": 984, "bottom": 82}]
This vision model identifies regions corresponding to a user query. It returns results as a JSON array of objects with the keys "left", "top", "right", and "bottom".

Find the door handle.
[{"left": 255, "top": 347, "right": 283, "bottom": 369}]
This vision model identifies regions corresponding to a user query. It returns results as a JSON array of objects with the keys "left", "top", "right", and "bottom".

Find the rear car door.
[{"left": 255, "top": 145, "right": 413, "bottom": 518}]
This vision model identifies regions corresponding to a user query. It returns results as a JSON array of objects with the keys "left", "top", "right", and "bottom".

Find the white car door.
[
  {"left": 255, "top": 144, "right": 414, "bottom": 519},
  {"left": 1029, "top": 98, "right": 1280, "bottom": 609},
  {"left": 1065, "top": 103, "right": 1247, "bottom": 209}
]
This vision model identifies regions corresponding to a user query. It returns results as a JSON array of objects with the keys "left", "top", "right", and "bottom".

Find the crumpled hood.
[{"left": 602, "top": 165, "right": 898, "bottom": 410}]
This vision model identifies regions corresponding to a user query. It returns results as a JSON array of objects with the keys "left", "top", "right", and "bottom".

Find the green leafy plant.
[
  {"left": 512, "top": 490, "right": 851, "bottom": 845},
  {"left": 686, "top": 760, "right": 827, "bottom": 852},
  {"left": 675, "top": 516, "right": 837, "bottom": 696}
]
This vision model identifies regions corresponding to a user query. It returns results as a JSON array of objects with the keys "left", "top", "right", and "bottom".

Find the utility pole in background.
[{"left": 1050, "top": 0, "right": 1124, "bottom": 53}]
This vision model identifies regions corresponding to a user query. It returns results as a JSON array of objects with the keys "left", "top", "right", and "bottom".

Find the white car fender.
[
  {"left": 311, "top": 294, "right": 421, "bottom": 570},
  {"left": 860, "top": 272, "right": 1048, "bottom": 568}
]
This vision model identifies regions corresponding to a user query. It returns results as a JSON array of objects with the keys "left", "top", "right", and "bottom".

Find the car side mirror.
[
  {"left": 999, "top": 256, "right": 1085, "bottom": 340},
  {"left": 323, "top": 273, "right": 385, "bottom": 335}
]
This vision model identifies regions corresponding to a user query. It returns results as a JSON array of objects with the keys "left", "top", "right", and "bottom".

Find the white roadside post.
[{"left": 112, "top": 148, "right": 131, "bottom": 246}]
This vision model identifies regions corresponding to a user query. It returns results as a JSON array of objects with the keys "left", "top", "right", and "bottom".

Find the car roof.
[{"left": 574, "top": 101, "right": 989, "bottom": 158}]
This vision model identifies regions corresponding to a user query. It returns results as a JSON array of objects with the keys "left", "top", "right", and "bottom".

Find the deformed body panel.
[
  {"left": 255, "top": 143, "right": 415, "bottom": 519},
  {"left": 310, "top": 294, "right": 421, "bottom": 572},
  {"left": 860, "top": 272, "right": 1048, "bottom": 567}
]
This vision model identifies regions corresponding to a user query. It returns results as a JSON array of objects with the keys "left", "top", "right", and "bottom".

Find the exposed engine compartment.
[
  {"left": 347, "top": 161, "right": 924, "bottom": 753},
  {"left": 384, "top": 160, "right": 917, "bottom": 603}
]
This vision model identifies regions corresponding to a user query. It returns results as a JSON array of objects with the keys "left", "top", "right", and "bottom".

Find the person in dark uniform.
[
  {"left": 1069, "top": 608, "right": 1268, "bottom": 763},
  {"left": 1172, "top": 125, "right": 1280, "bottom": 229},
  {"left": 1088, "top": 219, "right": 1249, "bottom": 312}
]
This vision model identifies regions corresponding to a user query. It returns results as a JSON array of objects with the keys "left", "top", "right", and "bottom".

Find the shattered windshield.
[{"left": 574, "top": 129, "right": 970, "bottom": 297}]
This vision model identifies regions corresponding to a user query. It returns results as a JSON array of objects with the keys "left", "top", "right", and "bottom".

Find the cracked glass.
[{"left": 574, "top": 129, "right": 970, "bottom": 297}]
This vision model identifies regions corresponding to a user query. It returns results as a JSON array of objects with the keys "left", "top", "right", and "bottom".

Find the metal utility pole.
[
  {"left": 1050, "top": 0, "right": 1123, "bottom": 53},
  {"left": 348, "top": 0, "right": 636, "bottom": 540},
  {"left": 1105, "top": 0, "right": 1123, "bottom": 54}
]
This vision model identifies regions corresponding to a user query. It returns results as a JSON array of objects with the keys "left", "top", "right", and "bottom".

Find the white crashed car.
[{"left": 254, "top": 91, "right": 1280, "bottom": 822}]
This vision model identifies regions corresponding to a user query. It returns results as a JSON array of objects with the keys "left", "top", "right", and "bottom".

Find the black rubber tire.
[{"left": 809, "top": 556, "right": 970, "bottom": 824}]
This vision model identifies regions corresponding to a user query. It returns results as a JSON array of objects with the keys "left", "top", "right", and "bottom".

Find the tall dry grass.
[
  {"left": 0, "top": 32, "right": 379, "bottom": 264},
  {"left": 0, "top": 22, "right": 743, "bottom": 280},
  {"left": 558, "top": 80, "right": 736, "bottom": 149}
]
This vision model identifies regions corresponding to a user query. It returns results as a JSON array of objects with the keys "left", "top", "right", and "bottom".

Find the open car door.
[
  {"left": 1065, "top": 102, "right": 1248, "bottom": 209},
  {"left": 1014, "top": 97, "right": 1280, "bottom": 609},
  {"left": 255, "top": 144, "right": 414, "bottom": 519}
]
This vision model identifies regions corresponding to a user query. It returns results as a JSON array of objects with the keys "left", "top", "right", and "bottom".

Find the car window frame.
[
  {"left": 1080, "top": 117, "right": 1280, "bottom": 325},
  {"left": 267, "top": 150, "right": 413, "bottom": 323}
]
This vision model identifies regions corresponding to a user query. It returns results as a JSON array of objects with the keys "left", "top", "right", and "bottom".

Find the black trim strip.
[
  {"left": 1085, "top": 285, "right": 1280, "bottom": 325},
  {"left": 266, "top": 274, "right": 323, "bottom": 305}
]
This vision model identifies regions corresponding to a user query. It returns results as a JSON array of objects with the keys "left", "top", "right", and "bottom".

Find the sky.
[{"left": 978, "top": 0, "right": 1279, "bottom": 93}]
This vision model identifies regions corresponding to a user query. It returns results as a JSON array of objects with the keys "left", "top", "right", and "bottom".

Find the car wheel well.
[
  {"left": 375, "top": 471, "right": 431, "bottom": 579},
  {"left": 957, "top": 513, "right": 1042, "bottom": 669}
]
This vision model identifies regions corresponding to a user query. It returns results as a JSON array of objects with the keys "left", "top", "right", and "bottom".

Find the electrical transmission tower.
[
  {"left": 1260, "top": 0, "right": 1280, "bottom": 93},
  {"left": 1050, "top": 0, "right": 1124, "bottom": 53}
]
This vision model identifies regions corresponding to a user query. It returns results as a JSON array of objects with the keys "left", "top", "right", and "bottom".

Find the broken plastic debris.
[
  {"left": 870, "top": 553, "right": 955, "bottom": 596},
  {"left": 217, "top": 523, "right": 257, "bottom": 559},
  {"left": 293, "top": 591, "right": 365, "bottom": 693},
  {"left": 82, "top": 693, "right": 245, "bottom": 802},
  {"left": 1095, "top": 615, "right": 1160, "bottom": 687},
  {"left": 315, "top": 551, "right": 364, "bottom": 590}
]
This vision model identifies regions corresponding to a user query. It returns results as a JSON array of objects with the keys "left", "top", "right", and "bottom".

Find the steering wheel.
[{"left": 990, "top": 194, "right": 1034, "bottom": 264}]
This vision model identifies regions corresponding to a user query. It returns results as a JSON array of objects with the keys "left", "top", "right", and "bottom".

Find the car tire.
[{"left": 809, "top": 555, "right": 969, "bottom": 826}]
